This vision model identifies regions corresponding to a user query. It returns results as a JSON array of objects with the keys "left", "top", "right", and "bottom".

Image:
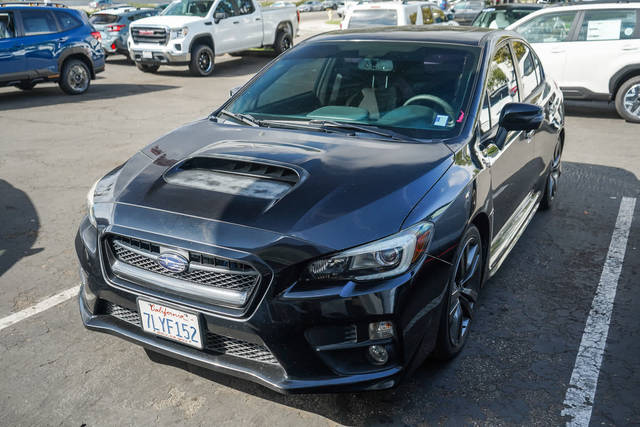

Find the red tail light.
[
  {"left": 91, "top": 31, "right": 101, "bottom": 40},
  {"left": 107, "top": 24, "right": 126, "bottom": 32},
  {"left": 297, "top": 10, "right": 300, "bottom": 23}
]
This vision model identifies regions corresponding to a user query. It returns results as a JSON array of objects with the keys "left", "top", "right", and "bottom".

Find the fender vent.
[{"left": 164, "top": 157, "right": 299, "bottom": 200}]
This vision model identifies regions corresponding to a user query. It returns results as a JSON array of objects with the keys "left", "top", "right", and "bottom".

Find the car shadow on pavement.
[
  {"left": 564, "top": 100, "right": 620, "bottom": 119},
  {"left": 0, "top": 83, "right": 178, "bottom": 111},
  {"left": 0, "top": 180, "right": 43, "bottom": 278},
  {"left": 152, "top": 55, "right": 274, "bottom": 79}
]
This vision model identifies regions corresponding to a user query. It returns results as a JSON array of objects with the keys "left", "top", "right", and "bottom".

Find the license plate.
[
  {"left": 138, "top": 299, "right": 203, "bottom": 349},
  {"left": 142, "top": 51, "right": 153, "bottom": 59}
]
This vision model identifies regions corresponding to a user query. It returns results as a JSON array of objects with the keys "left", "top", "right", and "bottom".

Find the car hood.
[
  {"left": 131, "top": 15, "right": 202, "bottom": 28},
  {"left": 111, "top": 119, "right": 453, "bottom": 251}
]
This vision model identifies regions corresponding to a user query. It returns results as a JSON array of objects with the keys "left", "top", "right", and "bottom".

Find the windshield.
[
  {"left": 90, "top": 13, "right": 119, "bottom": 24},
  {"left": 223, "top": 41, "right": 480, "bottom": 140},
  {"left": 162, "top": 0, "right": 214, "bottom": 16},
  {"left": 349, "top": 10, "right": 398, "bottom": 27},
  {"left": 472, "top": 8, "right": 535, "bottom": 29}
]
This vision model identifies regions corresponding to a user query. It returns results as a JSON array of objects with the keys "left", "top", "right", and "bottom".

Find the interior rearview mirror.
[
  {"left": 229, "top": 86, "right": 241, "bottom": 97},
  {"left": 214, "top": 12, "right": 226, "bottom": 23}
]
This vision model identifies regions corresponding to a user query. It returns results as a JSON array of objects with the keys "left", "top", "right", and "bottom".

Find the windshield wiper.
[
  {"left": 308, "top": 120, "right": 414, "bottom": 142},
  {"left": 217, "top": 109, "right": 262, "bottom": 127}
]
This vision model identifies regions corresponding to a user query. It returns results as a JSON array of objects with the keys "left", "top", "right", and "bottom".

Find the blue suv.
[{"left": 0, "top": 3, "right": 105, "bottom": 95}]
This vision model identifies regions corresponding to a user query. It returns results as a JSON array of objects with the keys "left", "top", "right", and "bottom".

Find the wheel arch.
[
  {"left": 58, "top": 49, "right": 95, "bottom": 79},
  {"left": 608, "top": 64, "right": 640, "bottom": 100},
  {"left": 276, "top": 20, "right": 293, "bottom": 35},
  {"left": 189, "top": 34, "right": 215, "bottom": 53}
]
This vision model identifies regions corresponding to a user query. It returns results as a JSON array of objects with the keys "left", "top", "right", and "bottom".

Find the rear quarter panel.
[{"left": 260, "top": 5, "right": 297, "bottom": 45}]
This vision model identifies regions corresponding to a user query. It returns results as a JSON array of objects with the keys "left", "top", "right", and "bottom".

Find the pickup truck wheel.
[
  {"left": 615, "top": 75, "right": 640, "bottom": 123},
  {"left": 136, "top": 62, "right": 160, "bottom": 73},
  {"left": 16, "top": 81, "right": 36, "bottom": 91},
  {"left": 59, "top": 59, "right": 91, "bottom": 95},
  {"left": 189, "top": 45, "right": 215, "bottom": 77},
  {"left": 273, "top": 30, "right": 292, "bottom": 56}
]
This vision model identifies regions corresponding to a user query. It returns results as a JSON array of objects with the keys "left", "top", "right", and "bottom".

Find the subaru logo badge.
[{"left": 157, "top": 252, "right": 189, "bottom": 273}]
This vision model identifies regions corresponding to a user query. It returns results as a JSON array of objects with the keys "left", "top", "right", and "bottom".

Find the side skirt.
[{"left": 488, "top": 190, "right": 542, "bottom": 277}]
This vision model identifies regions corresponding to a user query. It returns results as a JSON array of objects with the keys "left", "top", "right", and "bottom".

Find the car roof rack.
[{"left": 0, "top": 2, "right": 68, "bottom": 7}]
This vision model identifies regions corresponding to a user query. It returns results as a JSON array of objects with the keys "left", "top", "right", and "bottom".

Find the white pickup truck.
[{"left": 128, "top": 0, "right": 298, "bottom": 76}]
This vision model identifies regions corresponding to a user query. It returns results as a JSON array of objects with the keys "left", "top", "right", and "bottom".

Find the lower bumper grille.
[{"left": 103, "top": 302, "right": 279, "bottom": 365}]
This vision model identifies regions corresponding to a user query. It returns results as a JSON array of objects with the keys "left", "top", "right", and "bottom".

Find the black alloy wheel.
[{"left": 189, "top": 45, "right": 215, "bottom": 77}]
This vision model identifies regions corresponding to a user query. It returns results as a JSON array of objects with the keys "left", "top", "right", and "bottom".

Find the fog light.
[
  {"left": 174, "top": 43, "right": 181, "bottom": 51},
  {"left": 368, "top": 345, "right": 389, "bottom": 365},
  {"left": 369, "top": 321, "right": 394, "bottom": 340}
]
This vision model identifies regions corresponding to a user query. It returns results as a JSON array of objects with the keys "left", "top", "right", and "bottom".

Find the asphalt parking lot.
[{"left": 1, "top": 18, "right": 639, "bottom": 425}]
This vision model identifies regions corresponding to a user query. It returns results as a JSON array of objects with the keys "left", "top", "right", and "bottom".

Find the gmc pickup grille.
[{"left": 131, "top": 27, "right": 168, "bottom": 45}]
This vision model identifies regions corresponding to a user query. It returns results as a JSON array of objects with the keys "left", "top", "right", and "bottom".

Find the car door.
[
  {"left": 513, "top": 11, "right": 579, "bottom": 84},
  {"left": 235, "top": 0, "right": 262, "bottom": 49},
  {"left": 479, "top": 43, "right": 537, "bottom": 235},
  {"left": 0, "top": 10, "right": 27, "bottom": 81},
  {"left": 212, "top": 0, "right": 242, "bottom": 54},
  {"left": 562, "top": 8, "right": 640, "bottom": 95},
  {"left": 17, "top": 9, "right": 60, "bottom": 78}
]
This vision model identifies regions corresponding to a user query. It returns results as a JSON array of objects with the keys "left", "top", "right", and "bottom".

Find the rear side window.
[
  {"left": 349, "top": 10, "right": 398, "bottom": 28},
  {"left": 517, "top": 12, "right": 577, "bottom": 43},
  {"left": 576, "top": 9, "right": 637, "bottom": 41},
  {"left": 0, "top": 12, "right": 16, "bottom": 39},
  {"left": 237, "top": 0, "right": 255, "bottom": 15},
  {"left": 90, "top": 13, "right": 119, "bottom": 24},
  {"left": 512, "top": 41, "right": 538, "bottom": 99},
  {"left": 487, "top": 45, "right": 519, "bottom": 129},
  {"left": 21, "top": 10, "right": 58, "bottom": 36},
  {"left": 56, "top": 11, "right": 82, "bottom": 31}
]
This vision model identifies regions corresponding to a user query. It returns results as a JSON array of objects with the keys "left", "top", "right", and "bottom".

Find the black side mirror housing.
[
  {"left": 214, "top": 12, "right": 226, "bottom": 23},
  {"left": 499, "top": 102, "right": 544, "bottom": 131},
  {"left": 229, "top": 86, "right": 241, "bottom": 97}
]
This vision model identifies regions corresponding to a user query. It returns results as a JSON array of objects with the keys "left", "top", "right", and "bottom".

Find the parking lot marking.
[
  {"left": 562, "top": 196, "right": 636, "bottom": 426},
  {"left": 0, "top": 286, "right": 79, "bottom": 333}
]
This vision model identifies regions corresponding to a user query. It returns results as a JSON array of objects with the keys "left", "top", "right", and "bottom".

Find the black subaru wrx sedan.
[{"left": 76, "top": 27, "right": 564, "bottom": 393}]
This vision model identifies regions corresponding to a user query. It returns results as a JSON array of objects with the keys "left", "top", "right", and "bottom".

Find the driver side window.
[
  {"left": 486, "top": 44, "right": 519, "bottom": 131},
  {"left": 215, "top": 0, "right": 237, "bottom": 18}
]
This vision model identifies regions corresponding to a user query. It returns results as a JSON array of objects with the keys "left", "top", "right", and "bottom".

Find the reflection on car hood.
[
  {"left": 131, "top": 15, "right": 202, "bottom": 27},
  {"left": 112, "top": 119, "right": 453, "bottom": 250}
]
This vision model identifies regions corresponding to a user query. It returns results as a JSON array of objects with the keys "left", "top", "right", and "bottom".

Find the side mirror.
[
  {"left": 494, "top": 102, "right": 543, "bottom": 149},
  {"left": 214, "top": 12, "right": 226, "bottom": 23},
  {"left": 229, "top": 86, "right": 241, "bottom": 97}
]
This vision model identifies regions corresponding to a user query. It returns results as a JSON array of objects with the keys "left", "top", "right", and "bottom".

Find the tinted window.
[
  {"left": 479, "top": 91, "right": 491, "bottom": 133},
  {"left": 21, "top": 10, "right": 58, "bottom": 35},
  {"left": 349, "top": 10, "right": 397, "bottom": 28},
  {"left": 214, "top": 0, "right": 237, "bottom": 17},
  {"left": 577, "top": 9, "right": 637, "bottom": 41},
  {"left": 472, "top": 8, "right": 537, "bottom": 29},
  {"left": 163, "top": 0, "right": 215, "bottom": 17},
  {"left": 517, "top": 12, "right": 577, "bottom": 43},
  {"left": 225, "top": 42, "right": 480, "bottom": 139},
  {"left": 56, "top": 11, "right": 82, "bottom": 31},
  {"left": 238, "top": 0, "right": 255, "bottom": 15},
  {"left": 90, "top": 13, "right": 119, "bottom": 24},
  {"left": 487, "top": 45, "right": 519, "bottom": 128},
  {"left": 512, "top": 41, "right": 538, "bottom": 98},
  {"left": 0, "top": 12, "right": 16, "bottom": 39}
]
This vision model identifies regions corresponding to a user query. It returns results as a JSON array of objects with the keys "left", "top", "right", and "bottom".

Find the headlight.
[
  {"left": 170, "top": 27, "right": 188, "bottom": 39},
  {"left": 304, "top": 222, "right": 434, "bottom": 281},
  {"left": 86, "top": 179, "right": 99, "bottom": 227}
]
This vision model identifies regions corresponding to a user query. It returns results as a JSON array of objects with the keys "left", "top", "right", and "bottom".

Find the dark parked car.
[
  {"left": 90, "top": 6, "right": 159, "bottom": 59},
  {"left": 77, "top": 27, "right": 565, "bottom": 393},
  {"left": 451, "top": 0, "right": 485, "bottom": 24},
  {"left": 0, "top": 2, "right": 105, "bottom": 94},
  {"left": 471, "top": 4, "right": 543, "bottom": 29}
]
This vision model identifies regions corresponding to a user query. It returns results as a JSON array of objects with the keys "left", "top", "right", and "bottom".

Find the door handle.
[
  {"left": 550, "top": 48, "right": 565, "bottom": 53},
  {"left": 255, "top": 17, "right": 261, "bottom": 21},
  {"left": 232, "top": 20, "right": 240, "bottom": 24},
  {"left": 204, "top": 21, "right": 212, "bottom": 25},
  {"left": 621, "top": 45, "right": 639, "bottom": 51}
]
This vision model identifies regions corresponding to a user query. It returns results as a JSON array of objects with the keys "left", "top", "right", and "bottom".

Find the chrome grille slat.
[
  {"left": 131, "top": 27, "right": 168, "bottom": 45},
  {"left": 103, "top": 303, "right": 278, "bottom": 365}
]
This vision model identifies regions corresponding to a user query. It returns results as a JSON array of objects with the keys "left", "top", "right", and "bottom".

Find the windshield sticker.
[
  {"left": 587, "top": 19, "right": 621, "bottom": 41},
  {"left": 434, "top": 115, "right": 449, "bottom": 127}
]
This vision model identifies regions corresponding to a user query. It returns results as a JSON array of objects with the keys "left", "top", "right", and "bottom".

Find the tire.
[
  {"left": 189, "top": 44, "right": 215, "bottom": 77},
  {"left": 136, "top": 62, "right": 160, "bottom": 73},
  {"left": 540, "top": 138, "right": 562, "bottom": 210},
  {"left": 58, "top": 58, "right": 91, "bottom": 95},
  {"left": 614, "top": 75, "right": 640, "bottom": 123},
  {"left": 273, "top": 29, "right": 293, "bottom": 56},
  {"left": 433, "top": 225, "right": 483, "bottom": 360},
  {"left": 16, "top": 81, "right": 36, "bottom": 91}
]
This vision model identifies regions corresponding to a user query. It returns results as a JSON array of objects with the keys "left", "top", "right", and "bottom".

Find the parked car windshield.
[
  {"left": 223, "top": 41, "right": 480, "bottom": 140},
  {"left": 162, "top": 0, "right": 214, "bottom": 16},
  {"left": 472, "top": 8, "right": 537, "bottom": 29},
  {"left": 349, "top": 10, "right": 398, "bottom": 27},
  {"left": 90, "top": 13, "right": 119, "bottom": 24}
]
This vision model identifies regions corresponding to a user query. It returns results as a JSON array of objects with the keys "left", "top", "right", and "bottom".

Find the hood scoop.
[{"left": 163, "top": 156, "right": 301, "bottom": 200}]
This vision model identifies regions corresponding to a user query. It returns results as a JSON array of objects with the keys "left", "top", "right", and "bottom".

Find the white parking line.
[
  {"left": 562, "top": 196, "right": 636, "bottom": 426},
  {"left": 0, "top": 286, "right": 80, "bottom": 333}
]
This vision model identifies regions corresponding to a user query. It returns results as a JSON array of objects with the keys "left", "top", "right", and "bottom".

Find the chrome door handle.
[
  {"left": 255, "top": 17, "right": 261, "bottom": 21},
  {"left": 621, "top": 45, "right": 639, "bottom": 51},
  {"left": 232, "top": 20, "right": 240, "bottom": 24}
]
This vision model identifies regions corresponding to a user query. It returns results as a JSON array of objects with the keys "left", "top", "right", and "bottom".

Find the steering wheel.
[{"left": 403, "top": 95, "right": 456, "bottom": 123}]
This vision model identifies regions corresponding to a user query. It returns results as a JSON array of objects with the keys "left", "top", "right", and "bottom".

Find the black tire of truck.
[
  {"left": 136, "top": 62, "right": 160, "bottom": 73},
  {"left": 189, "top": 44, "right": 215, "bottom": 77},
  {"left": 273, "top": 28, "right": 293, "bottom": 56}
]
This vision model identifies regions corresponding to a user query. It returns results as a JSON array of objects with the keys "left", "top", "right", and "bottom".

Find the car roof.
[
  {"left": 351, "top": 2, "right": 416, "bottom": 10},
  {"left": 545, "top": 1, "right": 640, "bottom": 10},
  {"left": 0, "top": 2, "right": 74, "bottom": 11},
  {"left": 96, "top": 6, "right": 155, "bottom": 14},
  {"left": 311, "top": 25, "right": 515, "bottom": 46},
  {"left": 480, "top": 4, "right": 544, "bottom": 10}
]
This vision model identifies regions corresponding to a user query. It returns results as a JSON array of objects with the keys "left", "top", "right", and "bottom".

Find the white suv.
[{"left": 507, "top": 3, "right": 640, "bottom": 122}]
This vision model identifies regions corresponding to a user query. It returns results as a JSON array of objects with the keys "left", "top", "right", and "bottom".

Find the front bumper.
[
  {"left": 76, "top": 215, "right": 449, "bottom": 393},
  {"left": 129, "top": 47, "right": 190, "bottom": 65}
]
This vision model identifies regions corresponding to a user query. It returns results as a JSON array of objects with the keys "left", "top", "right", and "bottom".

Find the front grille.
[
  {"left": 131, "top": 26, "right": 168, "bottom": 45},
  {"left": 108, "top": 235, "right": 260, "bottom": 296},
  {"left": 103, "top": 303, "right": 279, "bottom": 365}
]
